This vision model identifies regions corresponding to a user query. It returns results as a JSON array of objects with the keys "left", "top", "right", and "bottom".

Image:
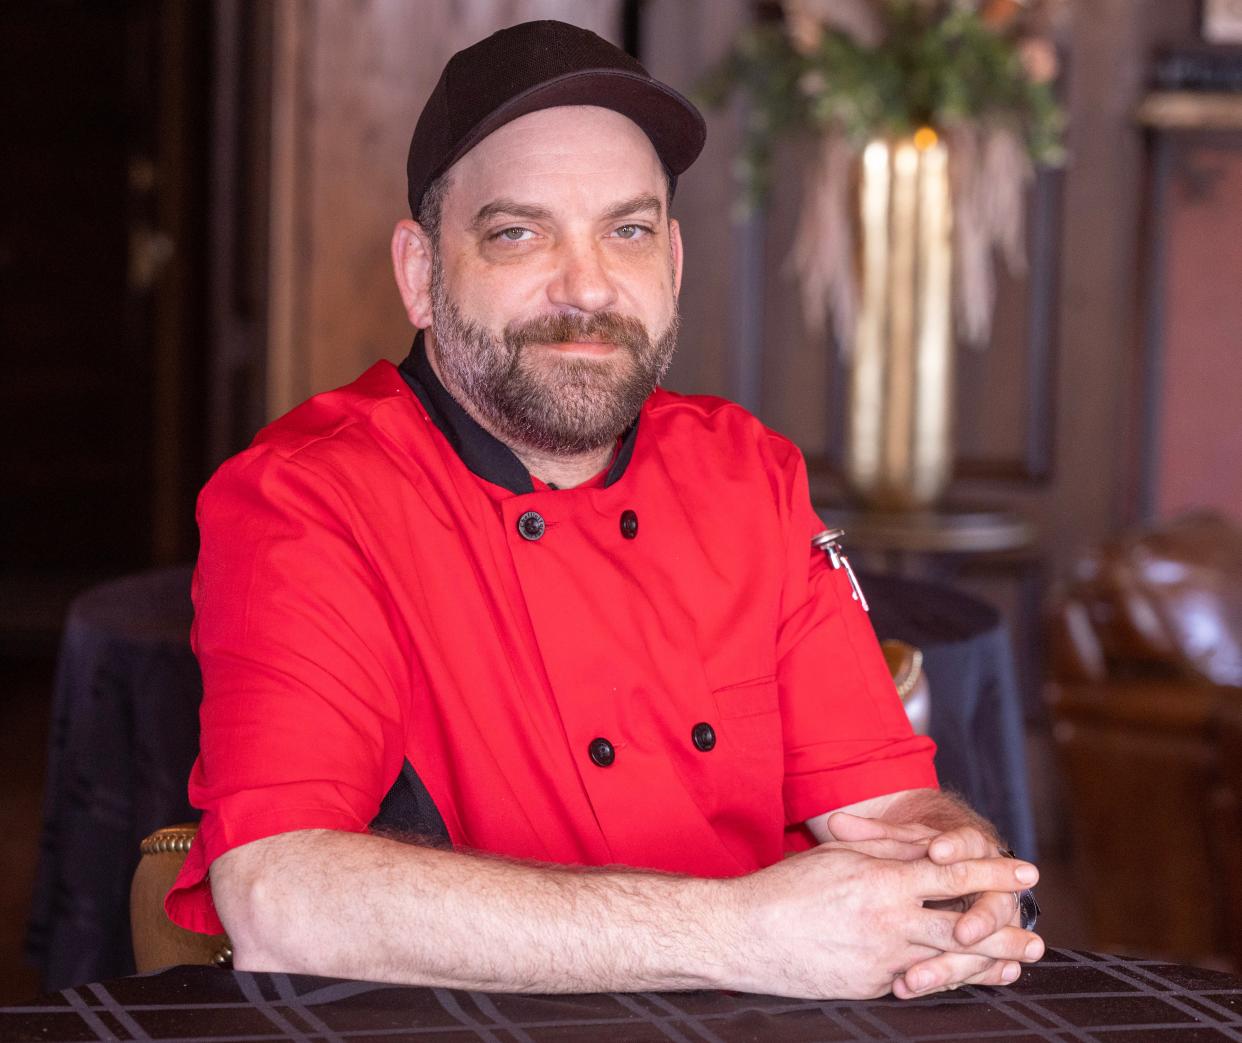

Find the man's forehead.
[{"left": 444, "top": 105, "right": 667, "bottom": 203}]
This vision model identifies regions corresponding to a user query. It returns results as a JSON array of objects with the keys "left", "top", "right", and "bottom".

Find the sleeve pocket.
[{"left": 713, "top": 676, "right": 780, "bottom": 719}]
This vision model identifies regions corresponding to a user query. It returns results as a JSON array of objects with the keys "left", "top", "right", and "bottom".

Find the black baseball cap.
[{"left": 406, "top": 20, "right": 706, "bottom": 218}]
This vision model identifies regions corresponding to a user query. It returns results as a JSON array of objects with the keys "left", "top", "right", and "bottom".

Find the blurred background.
[{"left": 3, "top": 0, "right": 1241, "bottom": 1002}]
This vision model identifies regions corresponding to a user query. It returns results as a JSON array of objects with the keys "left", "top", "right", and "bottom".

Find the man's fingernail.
[
  {"left": 930, "top": 840, "right": 952, "bottom": 859},
  {"left": 1025, "top": 940, "right": 1043, "bottom": 960},
  {"left": 1003, "top": 963, "right": 1021, "bottom": 983},
  {"left": 908, "top": 972, "right": 929, "bottom": 991},
  {"left": 1015, "top": 864, "right": 1038, "bottom": 885},
  {"left": 959, "top": 920, "right": 983, "bottom": 944}
]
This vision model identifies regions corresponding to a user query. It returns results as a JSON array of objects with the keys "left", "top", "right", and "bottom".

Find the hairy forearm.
[
  {"left": 806, "top": 787, "right": 1001, "bottom": 848},
  {"left": 877, "top": 789, "right": 1001, "bottom": 846},
  {"left": 212, "top": 829, "right": 741, "bottom": 992}
]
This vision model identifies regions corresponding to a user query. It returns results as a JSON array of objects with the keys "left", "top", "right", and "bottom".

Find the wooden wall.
[{"left": 1147, "top": 129, "right": 1242, "bottom": 519}]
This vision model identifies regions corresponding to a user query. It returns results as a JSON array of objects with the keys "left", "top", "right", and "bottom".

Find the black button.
[
  {"left": 691, "top": 722, "right": 716, "bottom": 752},
  {"left": 517, "top": 511, "right": 545, "bottom": 541},
  {"left": 588, "top": 737, "right": 615, "bottom": 767},
  {"left": 620, "top": 509, "right": 638, "bottom": 539}
]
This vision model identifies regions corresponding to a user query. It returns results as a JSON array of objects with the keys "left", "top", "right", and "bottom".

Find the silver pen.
[{"left": 811, "top": 529, "right": 869, "bottom": 612}]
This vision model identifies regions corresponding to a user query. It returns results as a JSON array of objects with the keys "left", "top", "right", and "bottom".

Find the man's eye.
[
  {"left": 495, "top": 227, "right": 533, "bottom": 242},
  {"left": 614, "top": 224, "right": 649, "bottom": 240}
]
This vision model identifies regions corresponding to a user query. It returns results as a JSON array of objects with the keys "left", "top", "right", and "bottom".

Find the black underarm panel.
[{"left": 369, "top": 759, "right": 451, "bottom": 845}]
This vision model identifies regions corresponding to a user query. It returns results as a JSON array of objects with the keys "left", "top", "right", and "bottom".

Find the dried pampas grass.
[
  {"left": 948, "top": 123, "right": 1033, "bottom": 346},
  {"left": 791, "top": 135, "right": 860, "bottom": 345}
]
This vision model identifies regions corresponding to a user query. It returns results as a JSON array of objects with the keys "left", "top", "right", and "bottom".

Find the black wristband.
[{"left": 1001, "top": 848, "right": 1040, "bottom": 931}]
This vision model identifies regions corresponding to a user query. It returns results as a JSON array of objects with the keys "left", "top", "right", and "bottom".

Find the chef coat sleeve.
[
  {"left": 166, "top": 446, "right": 409, "bottom": 935},
  {"left": 770, "top": 441, "right": 939, "bottom": 826}
]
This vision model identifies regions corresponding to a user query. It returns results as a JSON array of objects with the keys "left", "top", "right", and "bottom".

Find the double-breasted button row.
[
  {"left": 516, "top": 510, "right": 640, "bottom": 542},
  {"left": 586, "top": 724, "right": 716, "bottom": 768}
]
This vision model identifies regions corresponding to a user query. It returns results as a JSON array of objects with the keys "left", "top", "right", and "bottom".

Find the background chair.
[
  {"left": 1047, "top": 512, "right": 1242, "bottom": 968},
  {"left": 130, "top": 826, "right": 230, "bottom": 972}
]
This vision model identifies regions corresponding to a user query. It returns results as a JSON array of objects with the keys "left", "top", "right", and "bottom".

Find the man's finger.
[
  {"left": 926, "top": 825, "right": 996, "bottom": 864},
  {"left": 830, "top": 837, "right": 931, "bottom": 862},
  {"left": 895, "top": 940, "right": 1036, "bottom": 998},
  {"left": 894, "top": 952, "right": 993, "bottom": 998},
  {"left": 893, "top": 955, "right": 1023, "bottom": 999},
  {"left": 918, "top": 856, "right": 1037, "bottom": 901},
  {"left": 911, "top": 912, "right": 1043, "bottom": 963},
  {"left": 827, "top": 813, "right": 936, "bottom": 844},
  {"left": 954, "top": 888, "right": 1022, "bottom": 946}
]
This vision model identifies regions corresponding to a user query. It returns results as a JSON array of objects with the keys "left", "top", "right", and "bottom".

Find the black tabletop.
[{"left": 3, "top": 950, "right": 1241, "bottom": 1042}]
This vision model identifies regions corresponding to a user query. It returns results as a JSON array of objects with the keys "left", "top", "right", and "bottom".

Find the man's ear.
[
  {"left": 392, "top": 219, "right": 434, "bottom": 328},
  {"left": 669, "top": 217, "right": 684, "bottom": 300}
]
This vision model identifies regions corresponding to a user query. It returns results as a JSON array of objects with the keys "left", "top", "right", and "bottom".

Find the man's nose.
[{"left": 546, "top": 238, "right": 619, "bottom": 314}]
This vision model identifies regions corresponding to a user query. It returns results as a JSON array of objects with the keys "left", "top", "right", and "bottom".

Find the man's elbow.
[{"left": 210, "top": 836, "right": 304, "bottom": 971}]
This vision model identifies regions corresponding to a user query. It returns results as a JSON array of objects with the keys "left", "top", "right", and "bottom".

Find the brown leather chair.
[
  {"left": 129, "top": 641, "right": 929, "bottom": 971},
  {"left": 883, "top": 638, "right": 931, "bottom": 736},
  {"left": 130, "top": 825, "right": 231, "bottom": 972},
  {"left": 1047, "top": 512, "right": 1242, "bottom": 968}
]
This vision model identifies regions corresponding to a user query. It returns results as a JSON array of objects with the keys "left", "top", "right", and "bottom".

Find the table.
[
  {"left": 816, "top": 502, "right": 1038, "bottom": 564},
  {"left": 26, "top": 565, "right": 1035, "bottom": 991},
  {"left": 3, "top": 951, "right": 1241, "bottom": 1041},
  {"left": 862, "top": 571, "right": 1036, "bottom": 866},
  {"left": 25, "top": 567, "right": 201, "bottom": 995},
  {"left": 816, "top": 501, "right": 1046, "bottom": 724}
]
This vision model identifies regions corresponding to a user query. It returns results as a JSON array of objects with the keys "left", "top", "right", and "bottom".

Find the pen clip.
[{"left": 811, "top": 529, "right": 869, "bottom": 613}]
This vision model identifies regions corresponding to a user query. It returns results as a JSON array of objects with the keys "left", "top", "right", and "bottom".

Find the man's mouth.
[
  {"left": 533, "top": 339, "right": 619, "bottom": 357},
  {"left": 508, "top": 312, "right": 648, "bottom": 359}
]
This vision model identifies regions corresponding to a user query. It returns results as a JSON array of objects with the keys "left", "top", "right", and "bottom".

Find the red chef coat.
[{"left": 167, "top": 342, "right": 937, "bottom": 935}]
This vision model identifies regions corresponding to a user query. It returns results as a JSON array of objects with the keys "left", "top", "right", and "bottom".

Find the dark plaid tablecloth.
[{"left": 3, "top": 951, "right": 1240, "bottom": 1043}]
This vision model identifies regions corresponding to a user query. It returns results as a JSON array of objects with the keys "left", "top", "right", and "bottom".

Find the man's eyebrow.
[
  {"left": 602, "top": 194, "right": 663, "bottom": 222},
  {"left": 468, "top": 194, "right": 665, "bottom": 232},
  {"left": 468, "top": 199, "right": 555, "bottom": 230}
]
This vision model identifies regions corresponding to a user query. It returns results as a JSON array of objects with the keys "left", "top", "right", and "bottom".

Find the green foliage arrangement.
[{"left": 699, "top": 0, "right": 1066, "bottom": 206}]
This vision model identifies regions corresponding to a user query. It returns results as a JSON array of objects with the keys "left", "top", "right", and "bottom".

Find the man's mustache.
[{"left": 505, "top": 312, "right": 650, "bottom": 354}]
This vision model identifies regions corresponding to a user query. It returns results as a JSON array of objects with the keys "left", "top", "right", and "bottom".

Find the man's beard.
[{"left": 429, "top": 257, "right": 679, "bottom": 456}]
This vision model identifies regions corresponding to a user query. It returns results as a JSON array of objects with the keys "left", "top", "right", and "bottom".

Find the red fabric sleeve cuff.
[
  {"left": 782, "top": 738, "right": 940, "bottom": 826},
  {"left": 164, "top": 804, "right": 366, "bottom": 935}
]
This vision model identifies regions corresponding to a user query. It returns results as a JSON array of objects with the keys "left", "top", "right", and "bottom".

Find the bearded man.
[{"left": 167, "top": 20, "right": 1042, "bottom": 1000}]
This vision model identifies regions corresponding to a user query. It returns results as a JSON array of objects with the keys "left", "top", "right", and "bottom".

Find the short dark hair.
[{"left": 417, "top": 171, "right": 452, "bottom": 242}]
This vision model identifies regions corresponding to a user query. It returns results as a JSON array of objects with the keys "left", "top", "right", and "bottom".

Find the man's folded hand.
[
  {"left": 825, "top": 812, "right": 1043, "bottom": 998},
  {"left": 728, "top": 832, "right": 1042, "bottom": 1000}
]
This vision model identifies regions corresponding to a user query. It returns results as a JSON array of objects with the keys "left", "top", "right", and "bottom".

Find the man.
[{"left": 168, "top": 20, "right": 1041, "bottom": 1000}]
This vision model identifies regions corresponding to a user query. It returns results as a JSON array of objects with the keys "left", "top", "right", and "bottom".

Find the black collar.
[{"left": 397, "top": 331, "right": 639, "bottom": 495}]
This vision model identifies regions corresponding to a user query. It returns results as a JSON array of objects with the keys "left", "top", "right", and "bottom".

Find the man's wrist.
[{"left": 690, "top": 874, "right": 757, "bottom": 992}]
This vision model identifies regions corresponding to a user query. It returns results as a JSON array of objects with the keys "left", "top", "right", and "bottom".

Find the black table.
[
  {"left": 26, "top": 568, "right": 201, "bottom": 993},
  {"left": 26, "top": 565, "right": 1036, "bottom": 991},
  {"left": 863, "top": 571, "right": 1036, "bottom": 865},
  {"left": 4, "top": 951, "right": 1241, "bottom": 1041}
]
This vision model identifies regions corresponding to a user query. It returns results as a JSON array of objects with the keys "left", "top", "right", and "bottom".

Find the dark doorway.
[{"left": 0, "top": 1, "right": 211, "bottom": 585}]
